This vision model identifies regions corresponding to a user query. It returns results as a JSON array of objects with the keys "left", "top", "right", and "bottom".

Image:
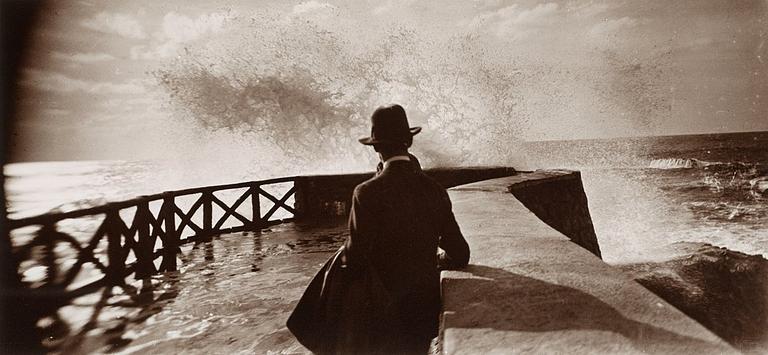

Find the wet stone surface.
[{"left": 47, "top": 219, "right": 347, "bottom": 354}]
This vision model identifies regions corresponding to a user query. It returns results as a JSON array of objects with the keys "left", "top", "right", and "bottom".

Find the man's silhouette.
[{"left": 340, "top": 104, "right": 470, "bottom": 354}]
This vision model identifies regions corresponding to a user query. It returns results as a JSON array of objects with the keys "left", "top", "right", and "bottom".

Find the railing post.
[
  {"left": 105, "top": 211, "right": 125, "bottom": 287},
  {"left": 161, "top": 195, "right": 178, "bottom": 272},
  {"left": 203, "top": 191, "right": 213, "bottom": 241},
  {"left": 135, "top": 202, "right": 156, "bottom": 279},
  {"left": 292, "top": 178, "right": 304, "bottom": 220},
  {"left": 40, "top": 224, "right": 58, "bottom": 286},
  {"left": 251, "top": 186, "right": 261, "bottom": 228}
]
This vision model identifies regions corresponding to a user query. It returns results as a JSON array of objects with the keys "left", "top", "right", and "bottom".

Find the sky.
[{"left": 9, "top": 0, "right": 768, "bottom": 162}]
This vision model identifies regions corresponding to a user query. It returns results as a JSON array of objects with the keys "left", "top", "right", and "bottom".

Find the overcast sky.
[{"left": 10, "top": 0, "right": 768, "bottom": 162}]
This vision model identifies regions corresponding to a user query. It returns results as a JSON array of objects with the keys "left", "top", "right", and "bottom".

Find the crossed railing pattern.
[{"left": 7, "top": 177, "right": 297, "bottom": 315}]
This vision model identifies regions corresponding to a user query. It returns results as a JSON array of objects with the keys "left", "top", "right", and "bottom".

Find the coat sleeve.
[
  {"left": 344, "top": 185, "right": 375, "bottom": 273},
  {"left": 436, "top": 188, "right": 470, "bottom": 269}
]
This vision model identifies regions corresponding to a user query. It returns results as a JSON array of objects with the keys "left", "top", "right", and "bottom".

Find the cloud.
[
  {"left": 42, "top": 108, "right": 71, "bottom": 116},
  {"left": 471, "top": 3, "right": 560, "bottom": 40},
  {"left": 160, "top": 11, "right": 232, "bottom": 43},
  {"left": 293, "top": 1, "right": 336, "bottom": 15},
  {"left": 473, "top": 0, "right": 505, "bottom": 11},
  {"left": 688, "top": 37, "right": 714, "bottom": 47},
  {"left": 51, "top": 51, "right": 117, "bottom": 63},
  {"left": 21, "top": 69, "right": 146, "bottom": 95},
  {"left": 504, "top": 3, "right": 559, "bottom": 26},
  {"left": 80, "top": 12, "right": 146, "bottom": 39},
  {"left": 129, "top": 45, "right": 152, "bottom": 60},
  {"left": 566, "top": 1, "right": 611, "bottom": 18},
  {"left": 589, "top": 16, "right": 638, "bottom": 37},
  {"left": 372, "top": 0, "right": 415, "bottom": 15},
  {"left": 131, "top": 11, "right": 235, "bottom": 60},
  {"left": 100, "top": 97, "right": 159, "bottom": 109}
]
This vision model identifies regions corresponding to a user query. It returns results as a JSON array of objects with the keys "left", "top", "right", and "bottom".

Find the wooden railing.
[{"left": 7, "top": 177, "right": 297, "bottom": 316}]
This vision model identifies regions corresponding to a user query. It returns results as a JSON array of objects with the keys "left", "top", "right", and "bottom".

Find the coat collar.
[
  {"left": 382, "top": 159, "right": 415, "bottom": 173},
  {"left": 383, "top": 155, "right": 411, "bottom": 170}
]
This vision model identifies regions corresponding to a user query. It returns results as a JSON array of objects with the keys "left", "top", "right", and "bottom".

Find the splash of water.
[{"left": 153, "top": 9, "right": 675, "bottom": 176}]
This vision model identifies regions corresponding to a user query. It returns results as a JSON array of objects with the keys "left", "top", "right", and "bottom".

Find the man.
[{"left": 341, "top": 104, "right": 470, "bottom": 354}]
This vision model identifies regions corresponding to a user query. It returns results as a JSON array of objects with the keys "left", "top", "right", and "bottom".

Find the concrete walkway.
[{"left": 441, "top": 175, "right": 737, "bottom": 354}]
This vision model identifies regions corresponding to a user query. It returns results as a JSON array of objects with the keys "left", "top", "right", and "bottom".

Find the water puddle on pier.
[{"left": 45, "top": 219, "right": 348, "bottom": 354}]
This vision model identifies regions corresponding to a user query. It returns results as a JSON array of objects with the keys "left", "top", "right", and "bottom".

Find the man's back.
[{"left": 344, "top": 159, "right": 470, "bottom": 339}]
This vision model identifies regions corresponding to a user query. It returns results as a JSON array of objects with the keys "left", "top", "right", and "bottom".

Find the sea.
[
  {"left": 3, "top": 130, "right": 767, "bottom": 353},
  {"left": 523, "top": 130, "right": 768, "bottom": 262},
  {"left": 6, "top": 130, "right": 766, "bottom": 263}
]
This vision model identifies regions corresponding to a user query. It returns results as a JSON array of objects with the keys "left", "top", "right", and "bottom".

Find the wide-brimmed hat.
[{"left": 358, "top": 104, "right": 421, "bottom": 146}]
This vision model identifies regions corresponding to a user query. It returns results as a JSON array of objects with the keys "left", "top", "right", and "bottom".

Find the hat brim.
[{"left": 358, "top": 127, "right": 421, "bottom": 145}]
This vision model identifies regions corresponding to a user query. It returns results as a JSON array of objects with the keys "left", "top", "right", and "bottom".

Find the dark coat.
[
  {"left": 288, "top": 159, "right": 470, "bottom": 354},
  {"left": 344, "top": 160, "right": 469, "bottom": 343}
]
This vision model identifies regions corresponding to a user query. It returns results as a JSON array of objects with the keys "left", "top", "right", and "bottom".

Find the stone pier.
[
  {"left": 16, "top": 168, "right": 740, "bottom": 354},
  {"left": 440, "top": 171, "right": 736, "bottom": 354}
]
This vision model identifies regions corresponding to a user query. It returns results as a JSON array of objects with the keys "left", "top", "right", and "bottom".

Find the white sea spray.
[{"left": 152, "top": 8, "right": 675, "bottom": 176}]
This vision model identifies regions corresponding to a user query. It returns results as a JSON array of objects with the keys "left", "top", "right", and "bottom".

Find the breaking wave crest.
[
  {"left": 648, "top": 158, "right": 712, "bottom": 169},
  {"left": 648, "top": 158, "right": 759, "bottom": 171},
  {"left": 646, "top": 157, "right": 767, "bottom": 196}
]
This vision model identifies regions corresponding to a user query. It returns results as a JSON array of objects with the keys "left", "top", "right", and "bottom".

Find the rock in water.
[
  {"left": 619, "top": 242, "right": 768, "bottom": 352},
  {"left": 749, "top": 176, "right": 768, "bottom": 195}
]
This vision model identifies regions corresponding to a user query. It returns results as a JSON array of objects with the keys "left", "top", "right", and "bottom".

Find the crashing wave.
[
  {"left": 151, "top": 8, "right": 676, "bottom": 171},
  {"left": 648, "top": 158, "right": 761, "bottom": 177},
  {"left": 647, "top": 158, "right": 756, "bottom": 170},
  {"left": 648, "top": 158, "right": 710, "bottom": 169},
  {"left": 750, "top": 176, "right": 768, "bottom": 195}
]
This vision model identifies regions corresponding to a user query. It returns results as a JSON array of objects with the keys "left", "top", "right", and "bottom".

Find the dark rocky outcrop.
[{"left": 619, "top": 243, "right": 768, "bottom": 352}]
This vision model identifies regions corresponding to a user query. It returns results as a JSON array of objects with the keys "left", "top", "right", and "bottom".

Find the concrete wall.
[
  {"left": 441, "top": 172, "right": 735, "bottom": 354},
  {"left": 292, "top": 167, "right": 516, "bottom": 221},
  {"left": 508, "top": 170, "right": 601, "bottom": 258}
]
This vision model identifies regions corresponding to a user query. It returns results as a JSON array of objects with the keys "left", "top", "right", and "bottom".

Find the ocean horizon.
[{"left": 5, "top": 130, "right": 767, "bottom": 264}]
